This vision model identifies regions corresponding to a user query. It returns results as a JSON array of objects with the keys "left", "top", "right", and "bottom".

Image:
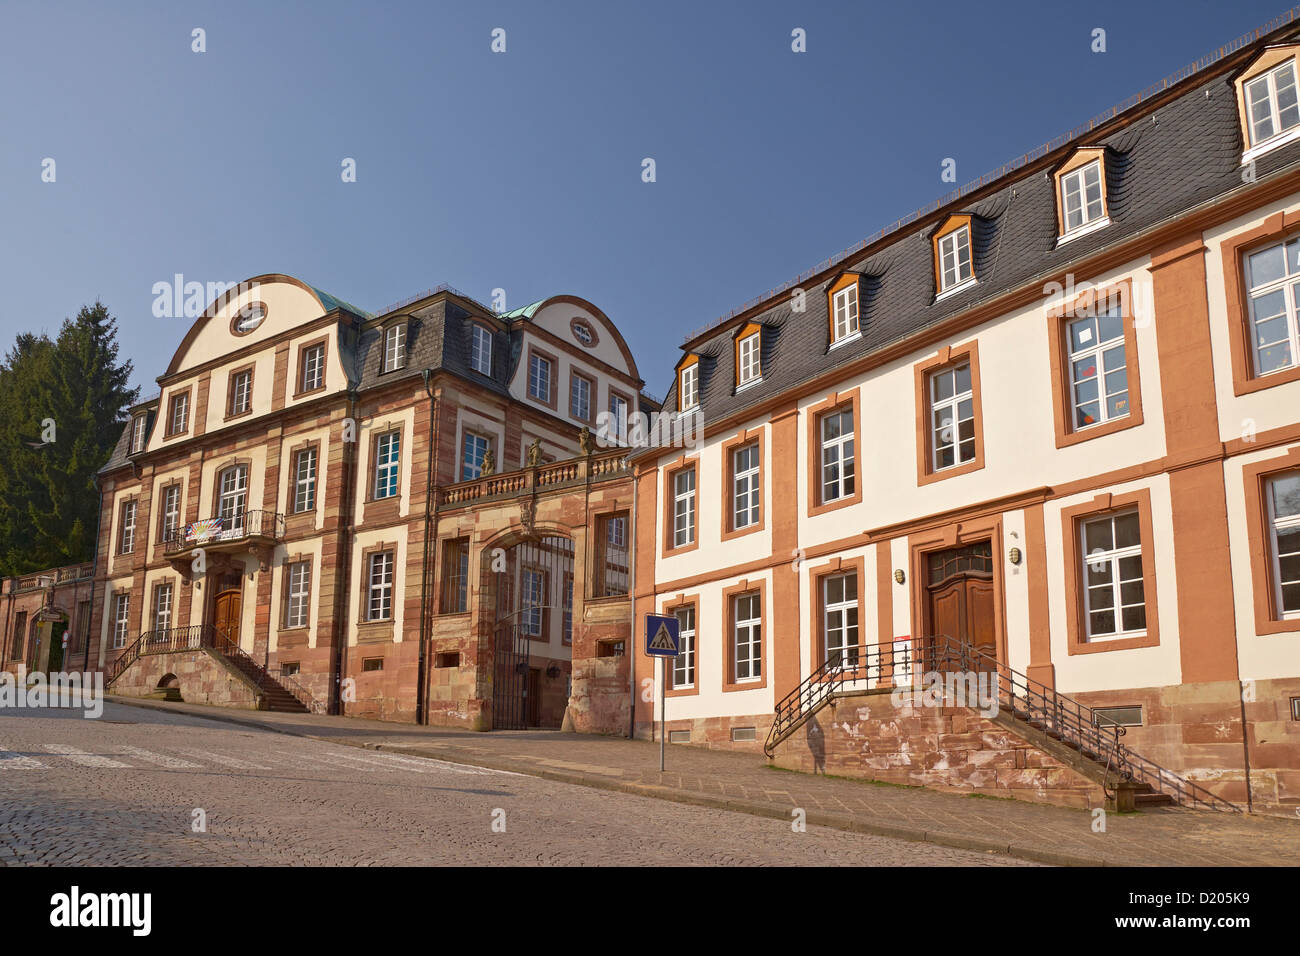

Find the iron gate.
[{"left": 492, "top": 535, "right": 574, "bottom": 730}]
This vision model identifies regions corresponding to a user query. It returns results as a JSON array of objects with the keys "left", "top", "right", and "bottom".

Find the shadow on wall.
[{"left": 806, "top": 717, "right": 826, "bottom": 774}]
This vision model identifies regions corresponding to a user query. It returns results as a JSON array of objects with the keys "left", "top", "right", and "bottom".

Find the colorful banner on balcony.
[{"left": 185, "top": 518, "right": 223, "bottom": 543}]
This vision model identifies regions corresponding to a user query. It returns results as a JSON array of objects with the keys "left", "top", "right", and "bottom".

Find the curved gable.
[{"left": 526, "top": 295, "right": 640, "bottom": 381}]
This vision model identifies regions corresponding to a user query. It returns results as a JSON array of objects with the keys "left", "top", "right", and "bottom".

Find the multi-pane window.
[
  {"left": 153, "top": 581, "right": 173, "bottom": 634},
  {"left": 737, "top": 333, "right": 761, "bottom": 385},
  {"left": 230, "top": 369, "right": 252, "bottom": 415},
  {"left": 73, "top": 600, "right": 91, "bottom": 654},
  {"left": 1267, "top": 471, "right": 1300, "bottom": 618},
  {"left": 461, "top": 432, "right": 489, "bottom": 481},
  {"left": 732, "top": 443, "right": 760, "bottom": 530},
  {"left": 294, "top": 447, "right": 317, "bottom": 513},
  {"left": 679, "top": 364, "right": 699, "bottom": 411},
  {"left": 562, "top": 575, "right": 574, "bottom": 644},
  {"left": 823, "top": 572, "right": 859, "bottom": 667},
  {"left": 301, "top": 344, "right": 325, "bottom": 392},
  {"left": 11, "top": 611, "right": 26, "bottom": 660},
  {"left": 168, "top": 392, "right": 188, "bottom": 435},
  {"left": 218, "top": 465, "right": 248, "bottom": 534},
  {"left": 522, "top": 568, "right": 545, "bottom": 638},
  {"left": 470, "top": 325, "right": 493, "bottom": 375},
  {"left": 609, "top": 393, "right": 628, "bottom": 442},
  {"left": 820, "top": 408, "right": 855, "bottom": 503},
  {"left": 1067, "top": 303, "right": 1128, "bottom": 428},
  {"left": 374, "top": 431, "right": 400, "bottom": 499},
  {"left": 599, "top": 513, "right": 629, "bottom": 596},
  {"left": 570, "top": 373, "right": 591, "bottom": 421},
  {"left": 733, "top": 592, "right": 762, "bottom": 683},
  {"left": 441, "top": 538, "right": 470, "bottom": 613},
  {"left": 1081, "top": 510, "right": 1147, "bottom": 639},
  {"left": 673, "top": 604, "right": 696, "bottom": 689},
  {"left": 1245, "top": 236, "right": 1300, "bottom": 376},
  {"left": 367, "top": 551, "right": 394, "bottom": 621},
  {"left": 131, "top": 415, "right": 147, "bottom": 453},
  {"left": 1060, "top": 161, "right": 1105, "bottom": 234},
  {"left": 382, "top": 323, "right": 407, "bottom": 373},
  {"left": 1245, "top": 59, "right": 1300, "bottom": 147},
  {"left": 672, "top": 467, "right": 696, "bottom": 548},
  {"left": 160, "top": 485, "right": 181, "bottom": 541},
  {"left": 112, "top": 594, "right": 130, "bottom": 649},
  {"left": 119, "top": 500, "right": 137, "bottom": 554},
  {"left": 833, "top": 284, "right": 860, "bottom": 341},
  {"left": 938, "top": 225, "right": 973, "bottom": 292},
  {"left": 930, "top": 363, "right": 976, "bottom": 471},
  {"left": 528, "top": 354, "right": 552, "bottom": 402},
  {"left": 285, "top": 561, "right": 311, "bottom": 628}
]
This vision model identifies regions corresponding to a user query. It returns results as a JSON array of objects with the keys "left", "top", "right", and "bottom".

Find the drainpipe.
[
  {"left": 627, "top": 458, "right": 637, "bottom": 740},
  {"left": 1238, "top": 680, "right": 1254, "bottom": 813},
  {"left": 330, "top": 389, "right": 360, "bottom": 715},
  {"left": 83, "top": 472, "right": 105, "bottom": 673},
  {"left": 3, "top": 577, "right": 12, "bottom": 667},
  {"left": 417, "top": 369, "right": 439, "bottom": 725}
]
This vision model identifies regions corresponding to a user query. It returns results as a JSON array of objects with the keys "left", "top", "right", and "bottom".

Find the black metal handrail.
[
  {"left": 162, "top": 508, "right": 285, "bottom": 555},
  {"left": 765, "top": 634, "right": 1239, "bottom": 812},
  {"left": 270, "top": 666, "right": 322, "bottom": 713}
]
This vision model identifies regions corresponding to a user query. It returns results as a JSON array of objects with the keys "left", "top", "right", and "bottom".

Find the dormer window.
[
  {"left": 678, "top": 357, "right": 699, "bottom": 412},
  {"left": 130, "top": 415, "right": 147, "bottom": 453},
  {"left": 1237, "top": 47, "right": 1300, "bottom": 162},
  {"left": 830, "top": 276, "right": 860, "bottom": 345},
  {"left": 470, "top": 324, "right": 492, "bottom": 375},
  {"left": 1053, "top": 149, "right": 1110, "bottom": 242},
  {"left": 934, "top": 218, "right": 975, "bottom": 297},
  {"left": 382, "top": 322, "right": 407, "bottom": 373},
  {"left": 735, "top": 325, "right": 762, "bottom": 388}
]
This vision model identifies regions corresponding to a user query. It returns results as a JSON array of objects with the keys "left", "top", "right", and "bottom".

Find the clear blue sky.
[{"left": 0, "top": 0, "right": 1291, "bottom": 400}]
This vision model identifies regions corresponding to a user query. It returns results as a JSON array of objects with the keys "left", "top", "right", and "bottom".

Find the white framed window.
[
  {"left": 1267, "top": 471, "right": 1300, "bottom": 618},
  {"left": 1081, "top": 510, "right": 1146, "bottom": 639},
  {"left": 169, "top": 392, "right": 188, "bottom": 435},
  {"left": 609, "top": 393, "right": 629, "bottom": 442},
  {"left": 570, "top": 374, "right": 591, "bottom": 421},
  {"left": 130, "top": 415, "right": 147, "bottom": 453},
  {"left": 1060, "top": 160, "right": 1105, "bottom": 234},
  {"left": 562, "top": 575, "right": 573, "bottom": 644},
  {"left": 286, "top": 561, "right": 312, "bottom": 629},
  {"left": 823, "top": 572, "right": 859, "bottom": 667},
  {"left": 820, "top": 408, "right": 855, "bottom": 503},
  {"left": 733, "top": 592, "right": 762, "bottom": 683},
  {"left": 737, "top": 333, "right": 761, "bottom": 386},
  {"left": 217, "top": 465, "right": 248, "bottom": 534},
  {"left": 230, "top": 370, "right": 252, "bottom": 415},
  {"left": 679, "top": 364, "right": 699, "bottom": 411},
  {"left": 367, "top": 551, "right": 394, "bottom": 621},
  {"left": 930, "top": 363, "right": 976, "bottom": 470},
  {"left": 1067, "top": 303, "right": 1129, "bottom": 429},
  {"left": 937, "top": 225, "right": 973, "bottom": 293},
  {"left": 600, "top": 514, "right": 629, "bottom": 597},
  {"left": 153, "top": 581, "right": 173, "bottom": 634},
  {"left": 522, "top": 568, "right": 545, "bottom": 638},
  {"left": 119, "top": 500, "right": 136, "bottom": 554},
  {"left": 832, "top": 284, "right": 860, "bottom": 342},
  {"left": 732, "top": 443, "right": 760, "bottom": 530},
  {"left": 161, "top": 485, "right": 181, "bottom": 540},
  {"left": 1245, "top": 237, "right": 1300, "bottom": 376},
  {"left": 1245, "top": 59, "right": 1300, "bottom": 147},
  {"left": 294, "top": 447, "right": 317, "bottom": 513},
  {"left": 528, "top": 354, "right": 551, "bottom": 402},
  {"left": 673, "top": 604, "right": 696, "bottom": 689},
  {"left": 112, "top": 593, "right": 131, "bottom": 649},
  {"left": 382, "top": 323, "right": 407, "bottom": 373},
  {"left": 461, "top": 432, "right": 489, "bottom": 481},
  {"left": 374, "top": 431, "right": 401, "bottom": 499},
  {"left": 301, "top": 344, "right": 325, "bottom": 392},
  {"left": 672, "top": 467, "right": 695, "bottom": 548},
  {"left": 470, "top": 325, "right": 492, "bottom": 375}
]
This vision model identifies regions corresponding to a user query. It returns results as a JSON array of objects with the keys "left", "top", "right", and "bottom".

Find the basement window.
[
  {"left": 730, "top": 726, "right": 757, "bottom": 742},
  {"left": 362, "top": 658, "right": 384, "bottom": 672},
  {"left": 669, "top": 730, "right": 691, "bottom": 744},
  {"left": 1092, "top": 705, "right": 1142, "bottom": 729},
  {"left": 435, "top": 652, "right": 460, "bottom": 669},
  {"left": 281, "top": 662, "right": 300, "bottom": 677},
  {"left": 1291, "top": 697, "right": 1300, "bottom": 720},
  {"left": 597, "top": 639, "right": 625, "bottom": 658}
]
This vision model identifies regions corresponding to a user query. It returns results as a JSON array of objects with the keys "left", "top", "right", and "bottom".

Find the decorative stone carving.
[
  {"left": 482, "top": 449, "right": 495, "bottom": 477},
  {"left": 579, "top": 426, "right": 594, "bottom": 456},
  {"left": 526, "top": 439, "right": 542, "bottom": 467}
]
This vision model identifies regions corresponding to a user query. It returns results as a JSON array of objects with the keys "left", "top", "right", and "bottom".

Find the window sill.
[
  {"left": 1055, "top": 409, "right": 1141, "bottom": 449},
  {"left": 1242, "top": 126, "right": 1300, "bottom": 164},
  {"left": 1066, "top": 630, "right": 1159, "bottom": 655},
  {"left": 935, "top": 278, "right": 977, "bottom": 302},
  {"left": 828, "top": 331, "right": 862, "bottom": 352},
  {"left": 1056, "top": 216, "right": 1111, "bottom": 247},
  {"left": 735, "top": 378, "right": 762, "bottom": 394}
]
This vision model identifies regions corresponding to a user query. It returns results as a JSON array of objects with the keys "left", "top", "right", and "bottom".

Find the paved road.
[{"left": 0, "top": 702, "right": 1032, "bottom": 866}]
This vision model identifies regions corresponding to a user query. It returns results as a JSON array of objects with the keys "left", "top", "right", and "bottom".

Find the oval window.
[
  {"left": 570, "top": 317, "right": 598, "bottom": 347},
  {"left": 232, "top": 302, "right": 268, "bottom": 334}
]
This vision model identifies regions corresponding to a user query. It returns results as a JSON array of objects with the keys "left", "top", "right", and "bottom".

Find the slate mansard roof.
[{"left": 657, "top": 30, "right": 1300, "bottom": 428}]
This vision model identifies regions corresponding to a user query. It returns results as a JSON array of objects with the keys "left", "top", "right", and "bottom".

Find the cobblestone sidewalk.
[{"left": 107, "top": 696, "right": 1300, "bottom": 866}]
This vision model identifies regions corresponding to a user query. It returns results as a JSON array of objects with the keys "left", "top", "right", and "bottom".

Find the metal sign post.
[{"left": 644, "top": 614, "right": 680, "bottom": 773}]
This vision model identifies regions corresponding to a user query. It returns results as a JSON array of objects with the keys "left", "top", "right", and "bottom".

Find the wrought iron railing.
[
  {"left": 270, "top": 666, "right": 323, "bottom": 713},
  {"left": 162, "top": 508, "right": 285, "bottom": 555},
  {"left": 764, "top": 634, "right": 1240, "bottom": 812}
]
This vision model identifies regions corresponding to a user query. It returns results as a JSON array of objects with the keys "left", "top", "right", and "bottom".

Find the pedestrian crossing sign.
[{"left": 644, "top": 615, "right": 680, "bottom": 656}]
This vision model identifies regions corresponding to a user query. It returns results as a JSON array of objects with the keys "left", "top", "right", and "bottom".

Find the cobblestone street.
[{"left": 0, "top": 703, "right": 1029, "bottom": 866}]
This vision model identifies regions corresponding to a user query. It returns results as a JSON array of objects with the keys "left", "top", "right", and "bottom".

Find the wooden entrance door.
[
  {"left": 213, "top": 589, "right": 241, "bottom": 645},
  {"left": 925, "top": 541, "right": 997, "bottom": 667},
  {"left": 526, "top": 668, "right": 541, "bottom": 727}
]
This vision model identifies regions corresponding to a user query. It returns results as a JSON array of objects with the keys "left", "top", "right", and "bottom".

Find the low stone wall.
[
  {"left": 770, "top": 689, "right": 1108, "bottom": 810},
  {"left": 110, "top": 649, "right": 260, "bottom": 710}
]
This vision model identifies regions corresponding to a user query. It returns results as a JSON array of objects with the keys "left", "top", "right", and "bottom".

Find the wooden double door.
[
  {"left": 925, "top": 542, "right": 997, "bottom": 668},
  {"left": 213, "top": 587, "right": 242, "bottom": 645}
]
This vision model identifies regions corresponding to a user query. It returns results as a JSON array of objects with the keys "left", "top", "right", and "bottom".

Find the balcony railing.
[
  {"left": 162, "top": 509, "right": 285, "bottom": 556},
  {"left": 437, "top": 448, "right": 631, "bottom": 510}
]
